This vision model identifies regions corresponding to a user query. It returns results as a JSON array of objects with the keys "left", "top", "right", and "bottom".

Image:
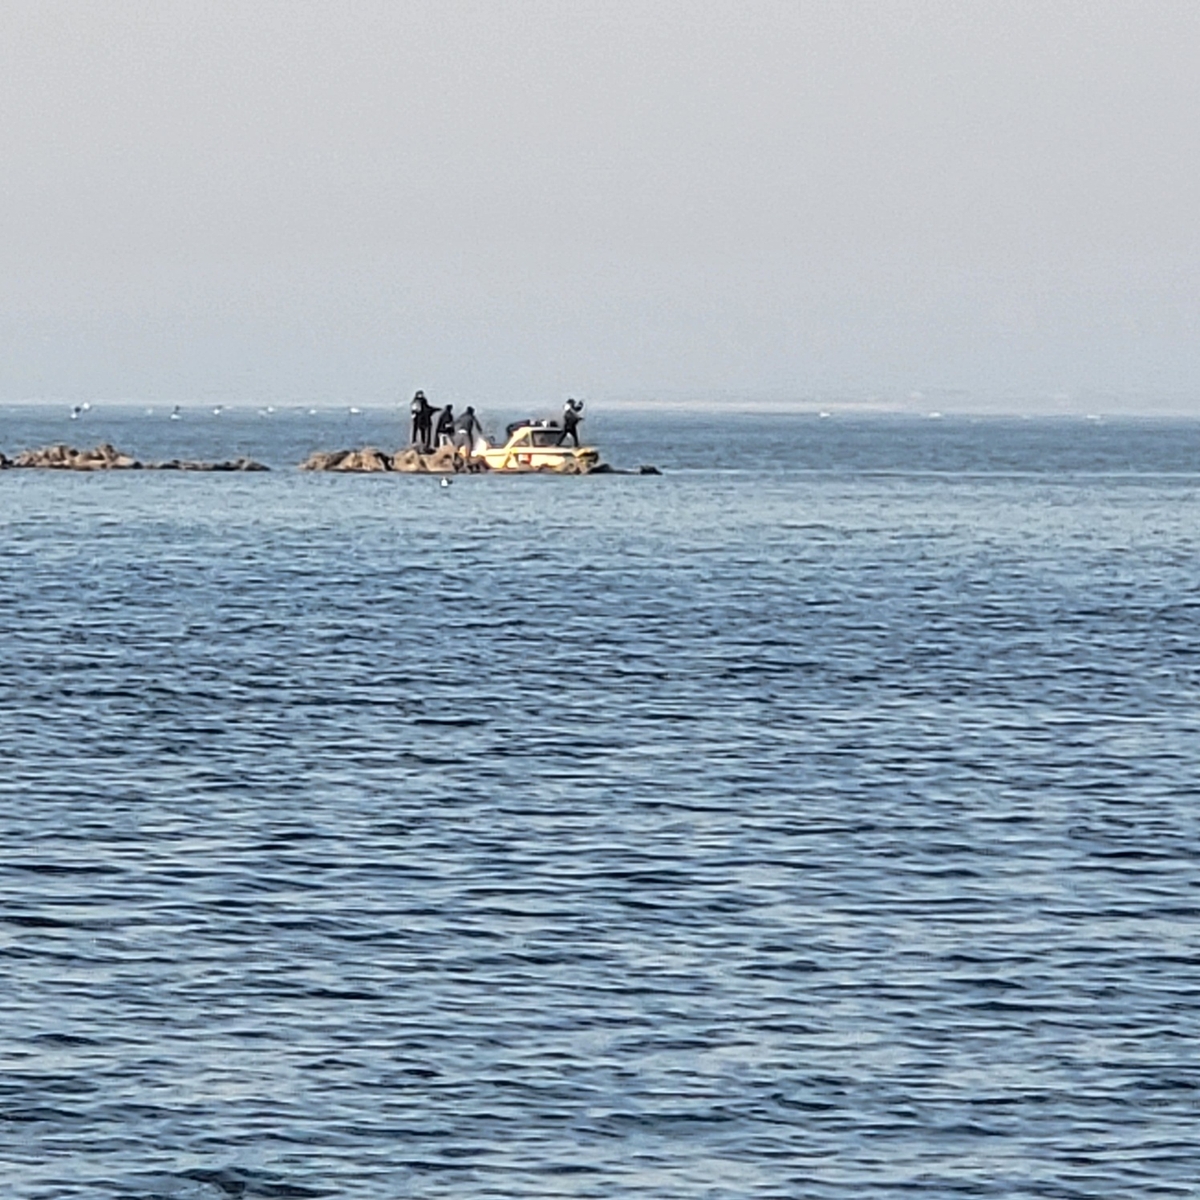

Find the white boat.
[{"left": 477, "top": 421, "right": 599, "bottom": 473}]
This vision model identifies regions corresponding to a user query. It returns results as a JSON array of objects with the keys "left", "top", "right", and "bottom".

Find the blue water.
[{"left": 3, "top": 407, "right": 1200, "bottom": 1198}]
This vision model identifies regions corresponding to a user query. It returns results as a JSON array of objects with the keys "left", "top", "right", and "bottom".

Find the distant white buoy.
[
  {"left": 440, "top": 477, "right": 452, "bottom": 487},
  {"left": 213, "top": 405, "right": 223, "bottom": 416},
  {"left": 818, "top": 411, "right": 831, "bottom": 419},
  {"left": 349, "top": 406, "right": 361, "bottom": 415}
]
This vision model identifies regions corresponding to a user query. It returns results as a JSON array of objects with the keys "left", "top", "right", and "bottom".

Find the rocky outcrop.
[
  {"left": 300, "top": 445, "right": 485, "bottom": 473},
  {"left": 1, "top": 441, "right": 652, "bottom": 476},
  {"left": 14, "top": 442, "right": 140, "bottom": 469},
  {"left": 150, "top": 457, "right": 269, "bottom": 471},
  {"left": 298, "top": 447, "right": 393, "bottom": 472},
  {"left": 6, "top": 444, "right": 268, "bottom": 471},
  {"left": 295, "top": 445, "right": 651, "bottom": 475}
]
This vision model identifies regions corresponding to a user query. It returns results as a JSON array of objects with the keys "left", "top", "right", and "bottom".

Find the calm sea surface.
[{"left": 2, "top": 407, "right": 1199, "bottom": 1198}]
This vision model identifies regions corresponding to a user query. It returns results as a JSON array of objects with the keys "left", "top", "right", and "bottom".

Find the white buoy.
[{"left": 440, "top": 477, "right": 452, "bottom": 488}]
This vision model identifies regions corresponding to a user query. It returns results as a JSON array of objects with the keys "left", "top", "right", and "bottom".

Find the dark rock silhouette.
[
  {"left": 297, "top": 447, "right": 393, "bottom": 472},
  {"left": 5, "top": 443, "right": 268, "bottom": 471},
  {"left": 153, "top": 458, "right": 269, "bottom": 471}
]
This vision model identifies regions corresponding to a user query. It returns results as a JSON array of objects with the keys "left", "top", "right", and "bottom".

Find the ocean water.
[{"left": 2, "top": 407, "right": 1199, "bottom": 1198}]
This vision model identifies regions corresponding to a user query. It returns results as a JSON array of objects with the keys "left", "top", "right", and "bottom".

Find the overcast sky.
[{"left": 3, "top": 0, "right": 1199, "bottom": 410}]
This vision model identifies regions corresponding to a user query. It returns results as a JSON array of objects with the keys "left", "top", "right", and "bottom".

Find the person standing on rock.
[
  {"left": 557, "top": 398, "right": 584, "bottom": 447},
  {"left": 453, "top": 406, "right": 484, "bottom": 461},
  {"left": 434, "top": 404, "right": 456, "bottom": 447},
  {"left": 410, "top": 391, "right": 436, "bottom": 451},
  {"left": 409, "top": 391, "right": 424, "bottom": 446}
]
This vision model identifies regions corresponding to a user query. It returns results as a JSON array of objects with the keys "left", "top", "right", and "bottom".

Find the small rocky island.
[
  {"left": 1, "top": 441, "right": 659, "bottom": 475},
  {"left": 0, "top": 443, "right": 269, "bottom": 471},
  {"left": 299, "top": 445, "right": 659, "bottom": 474}
]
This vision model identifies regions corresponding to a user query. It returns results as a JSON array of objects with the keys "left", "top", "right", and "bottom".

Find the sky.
[{"left": 2, "top": 0, "right": 1199, "bottom": 411}]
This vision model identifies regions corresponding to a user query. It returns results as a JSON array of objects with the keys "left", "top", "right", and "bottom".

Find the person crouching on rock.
[
  {"left": 453, "top": 406, "right": 484, "bottom": 460},
  {"left": 558, "top": 398, "right": 583, "bottom": 446},
  {"left": 435, "top": 404, "right": 455, "bottom": 447}
]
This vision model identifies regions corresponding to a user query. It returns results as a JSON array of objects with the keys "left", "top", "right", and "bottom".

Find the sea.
[{"left": 2, "top": 405, "right": 1199, "bottom": 1199}]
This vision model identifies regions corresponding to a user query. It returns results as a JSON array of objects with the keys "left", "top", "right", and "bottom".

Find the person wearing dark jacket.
[
  {"left": 558, "top": 398, "right": 584, "bottom": 447},
  {"left": 434, "top": 404, "right": 455, "bottom": 447},
  {"left": 409, "top": 391, "right": 436, "bottom": 450}
]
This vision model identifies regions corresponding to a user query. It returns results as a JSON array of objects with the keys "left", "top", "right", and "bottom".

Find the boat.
[{"left": 477, "top": 420, "right": 599, "bottom": 473}]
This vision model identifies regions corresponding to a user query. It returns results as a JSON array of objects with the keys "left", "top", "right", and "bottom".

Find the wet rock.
[
  {"left": 299, "top": 449, "right": 350, "bottom": 471},
  {"left": 300, "top": 447, "right": 392, "bottom": 472},
  {"left": 9, "top": 444, "right": 269, "bottom": 471},
  {"left": 424, "top": 445, "right": 469, "bottom": 473},
  {"left": 14, "top": 443, "right": 140, "bottom": 469},
  {"left": 149, "top": 457, "right": 269, "bottom": 471},
  {"left": 302, "top": 444, "right": 484, "bottom": 473},
  {"left": 0, "top": 451, "right": 10, "bottom": 469},
  {"left": 343, "top": 447, "right": 393, "bottom": 472},
  {"left": 638, "top": 465, "right": 662, "bottom": 475},
  {"left": 390, "top": 447, "right": 430, "bottom": 473}
]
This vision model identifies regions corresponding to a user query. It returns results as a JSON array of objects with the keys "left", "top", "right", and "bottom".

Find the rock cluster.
[
  {"left": 149, "top": 457, "right": 269, "bottom": 471},
  {"left": 297, "top": 445, "right": 646, "bottom": 474},
  {"left": 1, "top": 441, "right": 656, "bottom": 476},
  {"left": 299, "top": 445, "right": 485, "bottom": 473},
  {"left": 11, "top": 442, "right": 139, "bottom": 469},
  {"left": 1, "top": 443, "right": 268, "bottom": 471}
]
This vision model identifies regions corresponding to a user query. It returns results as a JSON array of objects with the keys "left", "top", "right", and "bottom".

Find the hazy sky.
[{"left": 3, "top": 0, "right": 1199, "bottom": 409}]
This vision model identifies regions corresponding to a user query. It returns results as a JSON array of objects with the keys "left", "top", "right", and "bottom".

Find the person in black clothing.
[
  {"left": 409, "top": 391, "right": 437, "bottom": 451},
  {"left": 434, "top": 404, "right": 455, "bottom": 447},
  {"left": 558, "top": 398, "right": 584, "bottom": 446}
]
